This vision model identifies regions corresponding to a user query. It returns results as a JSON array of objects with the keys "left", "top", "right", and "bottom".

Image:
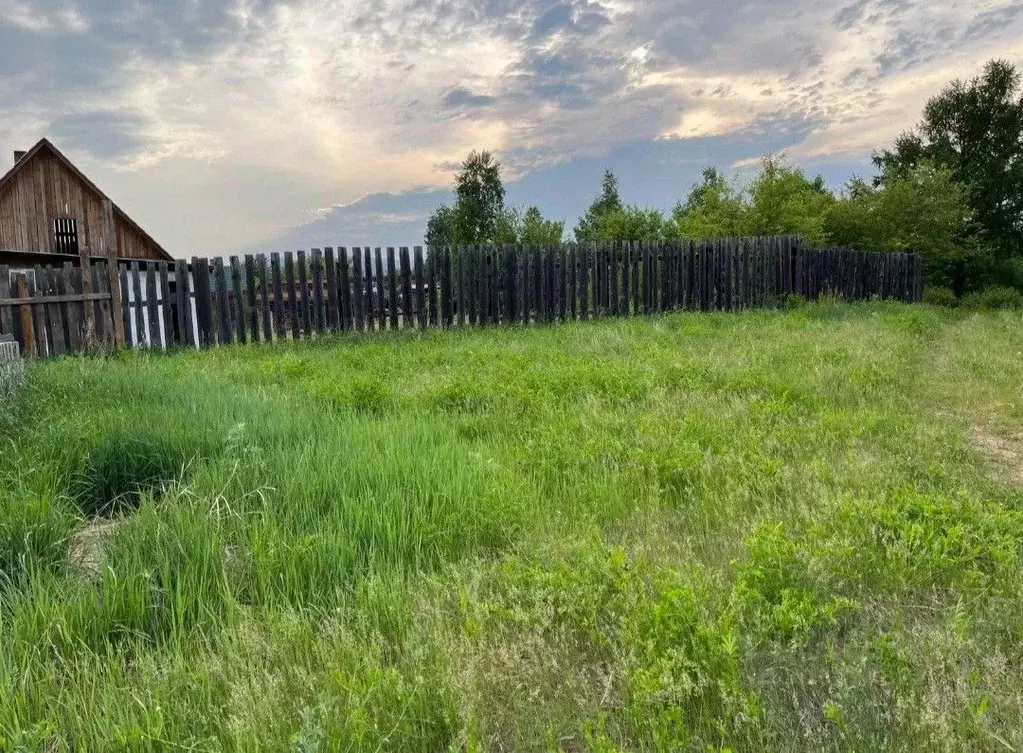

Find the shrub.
[
  {"left": 960, "top": 286, "right": 1023, "bottom": 310},
  {"left": 923, "top": 286, "right": 959, "bottom": 308}
]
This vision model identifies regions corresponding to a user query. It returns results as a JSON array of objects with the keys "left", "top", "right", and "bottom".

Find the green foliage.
[
  {"left": 875, "top": 59, "right": 1023, "bottom": 281},
  {"left": 583, "top": 205, "right": 666, "bottom": 242},
  {"left": 744, "top": 156, "right": 834, "bottom": 244},
  {"left": 425, "top": 151, "right": 509, "bottom": 246},
  {"left": 825, "top": 163, "right": 981, "bottom": 290},
  {"left": 425, "top": 204, "right": 455, "bottom": 246},
  {"left": 574, "top": 170, "right": 624, "bottom": 241},
  {"left": 923, "top": 286, "right": 959, "bottom": 308},
  {"left": 960, "top": 286, "right": 1023, "bottom": 310},
  {"left": 668, "top": 167, "right": 747, "bottom": 238},
  {"left": 498, "top": 205, "right": 566, "bottom": 245}
]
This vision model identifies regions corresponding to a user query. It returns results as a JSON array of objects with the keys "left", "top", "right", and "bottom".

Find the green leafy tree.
[
  {"left": 825, "top": 163, "right": 982, "bottom": 291},
  {"left": 744, "top": 156, "right": 835, "bottom": 245},
  {"left": 668, "top": 167, "right": 748, "bottom": 238},
  {"left": 519, "top": 206, "right": 565, "bottom": 245},
  {"left": 425, "top": 205, "right": 455, "bottom": 246},
  {"left": 586, "top": 206, "right": 666, "bottom": 242},
  {"left": 425, "top": 150, "right": 507, "bottom": 245},
  {"left": 453, "top": 150, "right": 506, "bottom": 244},
  {"left": 874, "top": 59, "right": 1023, "bottom": 285},
  {"left": 575, "top": 170, "right": 624, "bottom": 241}
]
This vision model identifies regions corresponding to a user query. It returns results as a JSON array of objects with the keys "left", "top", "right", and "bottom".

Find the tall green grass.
[{"left": 1, "top": 302, "right": 1021, "bottom": 750}]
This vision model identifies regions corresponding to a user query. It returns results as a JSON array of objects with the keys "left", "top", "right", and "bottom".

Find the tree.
[
  {"left": 668, "top": 167, "right": 747, "bottom": 238},
  {"left": 585, "top": 206, "right": 666, "bottom": 242},
  {"left": 825, "top": 163, "right": 981, "bottom": 292},
  {"left": 453, "top": 150, "right": 506, "bottom": 244},
  {"left": 425, "top": 151, "right": 509, "bottom": 246},
  {"left": 744, "top": 156, "right": 834, "bottom": 245},
  {"left": 425, "top": 205, "right": 455, "bottom": 246},
  {"left": 574, "top": 170, "right": 624, "bottom": 241},
  {"left": 874, "top": 59, "right": 1023, "bottom": 284}
]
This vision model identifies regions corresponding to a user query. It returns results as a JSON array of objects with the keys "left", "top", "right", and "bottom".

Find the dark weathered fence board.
[
  {"left": 427, "top": 247, "right": 438, "bottom": 328},
  {"left": 244, "top": 255, "right": 258, "bottom": 342},
  {"left": 297, "top": 250, "right": 311, "bottom": 337},
  {"left": 312, "top": 249, "right": 325, "bottom": 335},
  {"left": 338, "top": 248, "right": 353, "bottom": 332},
  {"left": 325, "top": 248, "right": 338, "bottom": 332},
  {"left": 285, "top": 252, "right": 299, "bottom": 340},
  {"left": 268, "top": 253, "right": 282, "bottom": 342}
]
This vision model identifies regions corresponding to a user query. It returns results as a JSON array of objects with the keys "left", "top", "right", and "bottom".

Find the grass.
[{"left": 1, "top": 300, "right": 1021, "bottom": 751}]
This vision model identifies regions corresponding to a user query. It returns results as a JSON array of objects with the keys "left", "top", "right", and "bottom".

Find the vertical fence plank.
[
  {"left": 90, "top": 263, "right": 110, "bottom": 349},
  {"left": 427, "top": 246, "right": 439, "bottom": 328},
  {"left": 244, "top": 256, "right": 258, "bottom": 342},
  {"left": 145, "top": 263, "right": 160, "bottom": 347},
  {"left": 441, "top": 246, "right": 453, "bottom": 328},
  {"left": 0, "top": 265, "right": 11, "bottom": 338},
  {"left": 312, "top": 249, "right": 325, "bottom": 335},
  {"left": 175, "top": 262, "right": 190, "bottom": 347},
  {"left": 397, "top": 247, "right": 411, "bottom": 330},
  {"left": 456, "top": 247, "right": 466, "bottom": 327},
  {"left": 41, "top": 269, "right": 65, "bottom": 355},
  {"left": 505, "top": 244, "right": 518, "bottom": 325},
  {"left": 228, "top": 258, "right": 245, "bottom": 346},
  {"left": 338, "top": 248, "right": 353, "bottom": 332},
  {"left": 15, "top": 275, "right": 34, "bottom": 356},
  {"left": 159, "top": 262, "right": 173, "bottom": 348},
  {"left": 324, "top": 248, "right": 338, "bottom": 332},
  {"left": 358, "top": 248, "right": 372, "bottom": 331},
  {"left": 129, "top": 261, "right": 143, "bottom": 346},
  {"left": 265, "top": 253, "right": 280, "bottom": 342},
  {"left": 579, "top": 243, "right": 590, "bottom": 321},
  {"left": 59, "top": 263, "right": 79, "bottom": 351},
  {"left": 117, "top": 265, "right": 131, "bottom": 346},
  {"left": 213, "top": 258, "right": 231, "bottom": 346},
  {"left": 284, "top": 252, "right": 299, "bottom": 340},
  {"left": 297, "top": 250, "right": 311, "bottom": 337},
  {"left": 371, "top": 248, "right": 384, "bottom": 331},
  {"left": 351, "top": 249, "right": 364, "bottom": 331},
  {"left": 382, "top": 247, "right": 396, "bottom": 330},
  {"left": 412, "top": 246, "right": 425, "bottom": 329}
]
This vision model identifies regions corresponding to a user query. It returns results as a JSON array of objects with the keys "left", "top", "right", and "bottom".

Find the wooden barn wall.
[{"left": 0, "top": 151, "right": 165, "bottom": 261}]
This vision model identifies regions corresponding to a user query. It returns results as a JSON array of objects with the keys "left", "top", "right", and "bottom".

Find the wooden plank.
[
  {"left": 361, "top": 248, "right": 374, "bottom": 331},
  {"left": 312, "top": 249, "right": 325, "bottom": 335},
  {"left": 441, "top": 246, "right": 453, "bottom": 327},
  {"left": 427, "top": 247, "right": 438, "bottom": 327},
  {"left": 230, "top": 257, "right": 246, "bottom": 346},
  {"left": 213, "top": 257, "right": 231, "bottom": 346},
  {"left": 268, "top": 253, "right": 282, "bottom": 341},
  {"left": 129, "top": 261, "right": 144, "bottom": 346},
  {"left": 466, "top": 246, "right": 478, "bottom": 326},
  {"left": 352, "top": 248, "right": 365, "bottom": 331},
  {"left": 338, "top": 248, "right": 352, "bottom": 332},
  {"left": 30, "top": 269, "right": 47, "bottom": 356},
  {"left": 297, "top": 250, "right": 311, "bottom": 337},
  {"left": 399, "top": 247, "right": 412, "bottom": 329},
  {"left": 412, "top": 246, "right": 425, "bottom": 329},
  {"left": 0, "top": 265, "right": 11, "bottom": 337},
  {"left": 118, "top": 265, "right": 132, "bottom": 346},
  {"left": 504, "top": 244, "right": 517, "bottom": 325},
  {"left": 158, "top": 262, "right": 173, "bottom": 347},
  {"left": 41, "top": 269, "right": 65, "bottom": 356},
  {"left": 244, "top": 255, "right": 259, "bottom": 342},
  {"left": 371, "top": 248, "right": 384, "bottom": 330},
  {"left": 92, "top": 262, "right": 112, "bottom": 348},
  {"left": 558, "top": 244, "right": 568, "bottom": 322},
  {"left": 60, "top": 263, "right": 80, "bottom": 352},
  {"left": 480, "top": 245, "right": 491, "bottom": 325},
  {"left": 383, "top": 247, "right": 397, "bottom": 330},
  {"left": 16, "top": 275, "right": 34, "bottom": 356},
  {"left": 324, "top": 248, "right": 338, "bottom": 332},
  {"left": 285, "top": 252, "right": 300, "bottom": 339},
  {"left": 174, "top": 262, "right": 189, "bottom": 347},
  {"left": 579, "top": 243, "right": 590, "bottom": 321}
]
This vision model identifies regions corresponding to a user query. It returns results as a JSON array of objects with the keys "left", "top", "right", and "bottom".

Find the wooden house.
[{"left": 0, "top": 138, "right": 173, "bottom": 268}]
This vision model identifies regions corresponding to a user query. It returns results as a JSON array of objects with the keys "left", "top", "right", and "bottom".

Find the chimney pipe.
[{"left": 14, "top": 151, "right": 26, "bottom": 165}]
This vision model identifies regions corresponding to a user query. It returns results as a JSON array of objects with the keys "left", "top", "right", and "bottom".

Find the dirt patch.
[
  {"left": 68, "top": 520, "right": 120, "bottom": 580},
  {"left": 971, "top": 426, "right": 1023, "bottom": 485}
]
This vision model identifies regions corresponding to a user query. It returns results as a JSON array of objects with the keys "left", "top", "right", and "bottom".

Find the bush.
[
  {"left": 960, "top": 286, "right": 1023, "bottom": 310},
  {"left": 923, "top": 287, "right": 959, "bottom": 308}
]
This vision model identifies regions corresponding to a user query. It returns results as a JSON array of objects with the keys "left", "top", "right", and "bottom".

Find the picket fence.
[{"left": 0, "top": 237, "right": 923, "bottom": 356}]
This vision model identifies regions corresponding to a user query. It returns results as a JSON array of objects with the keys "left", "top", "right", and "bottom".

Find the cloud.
[
  {"left": 442, "top": 87, "right": 497, "bottom": 109},
  {"left": 49, "top": 111, "right": 149, "bottom": 160}
]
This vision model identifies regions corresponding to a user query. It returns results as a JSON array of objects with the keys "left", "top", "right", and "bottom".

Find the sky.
[{"left": 2, "top": 0, "right": 1021, "bottom": 256}]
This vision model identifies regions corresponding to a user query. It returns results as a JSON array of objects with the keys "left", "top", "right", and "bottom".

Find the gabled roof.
[{"left": 0, "top": 138, "right": 173, "bottom": 261}]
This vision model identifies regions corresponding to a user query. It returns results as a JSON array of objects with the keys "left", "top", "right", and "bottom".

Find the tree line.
[{"left": 425, "top": 60, "right": 1023, "bottom": 298}]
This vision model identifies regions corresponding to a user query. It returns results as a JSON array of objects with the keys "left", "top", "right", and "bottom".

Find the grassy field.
[{"left": 1, "top": 300, "right": 1021, "bottom": 751}]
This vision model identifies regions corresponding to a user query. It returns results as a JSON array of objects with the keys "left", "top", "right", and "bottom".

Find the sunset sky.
[{"left": 2, "top": 0, "right": 1021, "bottom": 255}]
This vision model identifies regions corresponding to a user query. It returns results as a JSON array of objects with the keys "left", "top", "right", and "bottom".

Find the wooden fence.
[{"left": 0, "top": 238, "right": 923, "bottom": 356}]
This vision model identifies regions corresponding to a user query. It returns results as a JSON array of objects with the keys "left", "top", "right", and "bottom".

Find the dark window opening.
[{"left": 53, "top": 218, "right": 79, "bottom": 255}]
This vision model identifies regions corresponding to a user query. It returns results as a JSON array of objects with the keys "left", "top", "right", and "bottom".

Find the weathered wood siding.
[{"left": 0, "top": 150, "right": 166, "bottom": 261}]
